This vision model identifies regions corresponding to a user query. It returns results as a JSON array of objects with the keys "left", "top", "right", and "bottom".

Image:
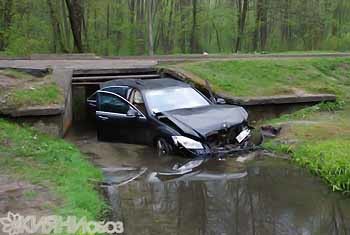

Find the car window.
[
  {"left": 102, "top": 86, "right": 129, "bottom": 98},
  {"left": 98, "top": 92, "right": 130, "bottom": 114}
]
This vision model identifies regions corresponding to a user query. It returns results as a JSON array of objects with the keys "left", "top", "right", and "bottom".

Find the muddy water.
[{"left": 67, "top": 125, "right": 350, "bottom": 235}]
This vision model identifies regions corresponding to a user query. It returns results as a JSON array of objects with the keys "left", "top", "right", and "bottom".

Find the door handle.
[{"left": 98, "top": 115, "right": 109, "bottom": 120}]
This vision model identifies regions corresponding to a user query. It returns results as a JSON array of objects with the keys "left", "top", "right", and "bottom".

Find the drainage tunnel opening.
[{"left": 71, "top": 68, "right": 161, "bottom": 123}]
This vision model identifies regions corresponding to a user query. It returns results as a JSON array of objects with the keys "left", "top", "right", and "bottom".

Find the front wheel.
[{"left": 156, "top": 138, "right": 173, "bottom": 157}]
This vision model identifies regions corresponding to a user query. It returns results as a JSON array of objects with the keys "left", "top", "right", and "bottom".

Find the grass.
[
  {"left": 179, "top": 57, "right": 350, "bottom": 194},
  {"left": 264, "top": 136, "right": 350, "bottom": 193},
  {"left": 0, "top": 68, "right": 63, "bottom": 109},
  {"left": 179, "top": 58, "right": 350, "bottom": 97},
  {"left": 259, "top": 76, "right": 350, "bottom": 193},
  {"left": 0, "top": 119, "right": 107, "bottom": 221},
  {"left": 8, "top": 82, "right": 63, "bottom": 107},
  {"left": 0, "top": 68, "right": 37, "bottom": 79}
]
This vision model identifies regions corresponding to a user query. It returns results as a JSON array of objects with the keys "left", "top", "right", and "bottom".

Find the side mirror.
[
  {"left": 127, "top": 109, "right": 140, "bottom": 118},
  {"left": 216, "top": 98, "right": 226, "bottom": 104}
]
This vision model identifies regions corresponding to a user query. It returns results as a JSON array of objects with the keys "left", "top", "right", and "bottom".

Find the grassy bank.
[
  {"left": 263, "top": 103, "right": 350, "bottom": 193},
  {"left": 0, "top": 69, "right": 63, "bottom": 111},
  {"left": 0, "top": 119, "right": 106, "bottom": 219},
  {"left": 180, "top": 58, "right": 350, "bottom": 193},
  {"left": 179, "top": 58, "right": 350, "bottom": 97}
]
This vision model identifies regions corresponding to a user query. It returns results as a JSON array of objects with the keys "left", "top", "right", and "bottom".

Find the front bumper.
[
  {"left": 177, "top": 141, "right": 262, "bottom": 159},
  {"left": 175, "top": 126, "right": 263, "bottom": 158}
]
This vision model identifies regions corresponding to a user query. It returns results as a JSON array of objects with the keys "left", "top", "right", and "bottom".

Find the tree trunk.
[
  {"left": 147, "top": 0, "right": 154, "bottom": 55},
  {"left": 235, "top": 0, "right": 248, "bottom": 53},
  {"left": 47, "top": 0, "right": 67, "bottom": 52},
  {"left": 0, "top": 0, "right": 13, "bottom": 50},
  {"left": 165, "top": 0, "right": 174, "bottom": 53},
  {"left": 179, "top": 0, "right": 188, "bottom": 53},
  {"left": 83, "top": 0, "right": 89, "bottom": 51},
  {"left": 252, "top": 0, "right": 262, "bottom": 51},
  {"left": 65, "top": 0, "right": 84, "bottom": 52},
  {"left": 260, "top": 0, "right": 267, "bottom": 51},
  {"left": 190, "top": 0, "right": 200, "bottom": 53},
  {"left": 106, "top": 3, "right": 110, "bottom": 39},
  {"left": 61, "top": 0, "right": 71, "bottom": 51},
  {"left": 212, "top": 21, "right": 222, "bottom": 52}
]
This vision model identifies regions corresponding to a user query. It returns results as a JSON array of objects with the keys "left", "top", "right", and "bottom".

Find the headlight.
[
  {"left": 172, "top": 136, "right": 204, "bottom": 149},
  {"left": 239, "top": 107, "right": 248, "bottom": 120}
]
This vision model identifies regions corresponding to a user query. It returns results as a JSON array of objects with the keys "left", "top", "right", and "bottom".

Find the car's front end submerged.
[
  {"left": 157, "top": 104, "right": 263, "bottom": 158},
  {"left": 171, "top": 123, "right": 261, "bottom": 158}
]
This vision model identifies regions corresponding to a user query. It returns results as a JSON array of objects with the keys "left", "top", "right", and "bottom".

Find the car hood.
[{"left": 162, "top": 105, "right": 248, "bottom": 138}]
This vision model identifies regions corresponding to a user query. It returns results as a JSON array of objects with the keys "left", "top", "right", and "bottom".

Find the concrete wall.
[{"left": 52, "top": 69, "right": 73, "bottom": 137}]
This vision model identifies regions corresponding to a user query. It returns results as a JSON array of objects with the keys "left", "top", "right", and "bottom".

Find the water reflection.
[{"left": 107, "top": 159, "right": 350, "bottom": 235}]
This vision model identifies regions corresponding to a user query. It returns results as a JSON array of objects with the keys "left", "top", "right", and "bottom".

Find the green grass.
[
  {"left": 0, "top": 68, "right": 37, "bottom": 79},
  {"left": 180, "top": 58, "right": 350, "bottom": 97},
  {"left": 293, "top": 140, "right": 350, "bottom": 192},
  {"left": 8, "top": 82, "right": 63, "bottom": 107},
  {"left": 264, "top": 137, "right": 350, "bottom": 193},
  {"left": 179, "top": 57, "right": 350, "bottom": 194},
  {"left": 262, "top": 102, "right": 350, "bottom": 193},
  {"left": 0, "top": 119, "right": 107, "bottom": 220}
]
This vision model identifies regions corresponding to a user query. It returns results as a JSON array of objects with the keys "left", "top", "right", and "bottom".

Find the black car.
[{"left": 87, "top": 78, "right": 261, "bottom": 158}]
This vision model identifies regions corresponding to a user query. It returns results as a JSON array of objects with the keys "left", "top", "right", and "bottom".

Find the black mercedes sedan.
[{"left": 87, "top": 78, "right": 261, "bottom": 158}]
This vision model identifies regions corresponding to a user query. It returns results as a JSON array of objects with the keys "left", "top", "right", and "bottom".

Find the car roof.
[{"left": 101, "top": 78, "right": 191, "bottom": 91}]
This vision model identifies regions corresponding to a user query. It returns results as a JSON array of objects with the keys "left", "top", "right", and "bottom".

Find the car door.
[{"left": 96, "top": 91, "right": 148, "bottom": 144}]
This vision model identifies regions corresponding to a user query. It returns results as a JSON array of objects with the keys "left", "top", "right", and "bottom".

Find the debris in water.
[
  {"left": 261, "top": 125, "right": 282, "bottom": 137},
  {"left": 102, "top": 167, "right": 147, "bottom": 187},
  {"left": 157, "top": 158, "right": 206, "bottom": 177}
]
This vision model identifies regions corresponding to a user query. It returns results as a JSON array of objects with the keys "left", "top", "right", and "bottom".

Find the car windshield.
[{"left": 145, "top": 87, "right": 210, "bottom": 113}]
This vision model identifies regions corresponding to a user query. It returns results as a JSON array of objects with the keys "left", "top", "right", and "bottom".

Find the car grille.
[{"left": 206, "top": 125, "right": 243, "bottom": 148}]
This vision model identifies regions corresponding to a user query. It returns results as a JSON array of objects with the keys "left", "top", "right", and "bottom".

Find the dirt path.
[{"left": 0, "top": 175, "right": 58, "bottom": 221}]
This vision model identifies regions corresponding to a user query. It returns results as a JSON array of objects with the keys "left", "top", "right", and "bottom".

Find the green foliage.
[
  {"left": 0, "top": 119, "right": 107, "bottom": 220},
  {"left": 293, "top": 140, "right": 350, "bottom": 193},
  {"left": 263, "top": 140, "right": 294, "bottom": 154},
  {"left": 318, "top": 100, "right": 345, "bottom": 112},
  {"left": 1, "top": 0, "right": 350, "bottom": 55}
]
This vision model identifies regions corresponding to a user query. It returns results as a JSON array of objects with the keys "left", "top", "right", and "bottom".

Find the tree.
[
  {"left": 235, "top": 0, "right": 249, "bottom": 53},
  {"left": 47, "top": 0, "right": 67, "bottom": 52},
  {"left": 65, "top": 0, "right": 84, "bottom": 52},
  {"left": 190, "top": 0, "right": 200, "bottom": 53},
  {"left": 0, "top": 0, "right": 13, "bottom": 51},
  {"left": 147, "top": 0, "right": 154, "bottom": 55}
]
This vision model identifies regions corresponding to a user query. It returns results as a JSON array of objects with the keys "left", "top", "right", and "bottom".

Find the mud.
[{"left": 0, "top": 175, "right": 58, "bottom": 220}]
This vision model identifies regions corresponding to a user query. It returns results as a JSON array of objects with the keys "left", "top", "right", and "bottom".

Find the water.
[
  {"left": 105, "top": 158, "right": 350, "bottom": 235},
  {"left": 67, "top": 125, "right": 350, "bottom": 235}
]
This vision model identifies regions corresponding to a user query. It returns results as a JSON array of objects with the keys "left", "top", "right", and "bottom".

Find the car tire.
[
  {"left": 97, "top": 129, "right": 105, "bottom": 141},
  {"left": 156, "top": 138, "right": 173, "bottom": 157}
]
